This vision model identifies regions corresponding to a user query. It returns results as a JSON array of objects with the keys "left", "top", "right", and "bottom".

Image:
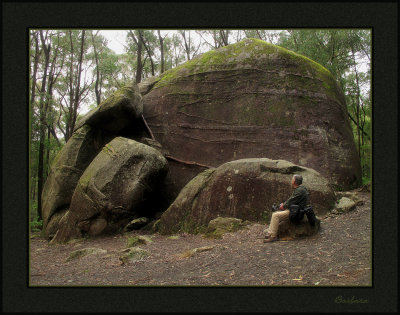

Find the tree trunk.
[
  {"left": 71, "top": 30, "right": 85, "bottom": 135},
  {"left": 181, "top": 31, "right": 191, "bottom": 61},
  {"left": 37, "top": 30, "right": 51, "bottom": 221},
  {"left": 351, "top": 47, "right": 361, "bottom": 160},
  {"left": 45, "top": 127, "right": 51, "bottom": 177},
  {"left": 30, "top": 31, "right": 40, "bottom": 108},
  {"left": 91, "top": 31, "right": 101, "bottom": 105},
  {"left": 157, "top": 30, "right": 165, "bottom": 73},
  {"left": 30, "top": 31, "right": 40, "bottom": 215},
  {"left": 65, "top": 30, "right": 75, "bottom": 143},
  {"left": 137, "top": 40, "right": 143, "bottom": 83},
  {"left": 138, "top": 30, "right": 155, "bottom": 76},
  {"left": 129, "top": 31, "right": 143, "bottom": 83},
  {"left": 219, "top": 30, "right": 229, "bottom": 46}
]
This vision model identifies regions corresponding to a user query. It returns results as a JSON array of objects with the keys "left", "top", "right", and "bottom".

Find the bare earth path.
[{"left": 30, "top": 191, "right": 371, "bottom": 286}]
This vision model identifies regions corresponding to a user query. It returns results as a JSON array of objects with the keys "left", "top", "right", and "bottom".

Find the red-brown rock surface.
[
  {"left": 142, "top": 38, "right": 361, "bottom": 201},
  {"left": 158, "top": 158, "right": 335, "bottom": 235}
]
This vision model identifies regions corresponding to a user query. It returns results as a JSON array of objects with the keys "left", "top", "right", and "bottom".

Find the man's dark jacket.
[{"left": 283, "top": 185, "right": 309, "bottom": 210}]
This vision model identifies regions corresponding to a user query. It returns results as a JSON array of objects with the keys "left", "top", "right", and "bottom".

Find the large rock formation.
[
  {"left": 41, "top": 85, "right": 145, "bottom": 238},
  {"left": 142, "top": 38, "right": 361, "bottom": 201},
  {"left": 158, "top": 158, "right": 335, "bottom": 234},
  {"left": 73, "top": 85, "right": 143, "bottom": 133},
  {"left": 41, "top": 39, "right": 362, "bottom": 241},
  {"left": 51, "top": 137, "right": 168, "bottom": 243},
  {"left": 41, "top": 125, "right": 114, "bottom": 237}
]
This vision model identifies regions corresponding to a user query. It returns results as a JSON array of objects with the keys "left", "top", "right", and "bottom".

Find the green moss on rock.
[{"left": 154, "top": 38, "right": 335, "bottom": 92}]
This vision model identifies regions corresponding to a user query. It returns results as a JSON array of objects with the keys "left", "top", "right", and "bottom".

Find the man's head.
[{"left": 291, "top": 174, "right": 303, "bottom": 188}]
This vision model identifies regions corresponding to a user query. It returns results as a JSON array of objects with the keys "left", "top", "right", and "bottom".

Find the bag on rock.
[{"left": 289, "top": 205, "right": 304, "bottom": 224}]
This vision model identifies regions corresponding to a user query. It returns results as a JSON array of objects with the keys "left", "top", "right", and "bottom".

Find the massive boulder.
[
  {"left": 51, "top": 137, "right": 168, "bottom": 243},
  {"left": 41, "top": 85, "right": 143, "bottom": 237},
  {"left": 41, "top": 125, "right": 114, "bottom": 237},
  {"left": 142, "top": 38, "right": 361, "bottom": 202},
  {"left": 158, "top": 158, "right": 335, "bottom": 234},
  {"left": 74, "top": 85, "right": 143, "bottom": 133}
]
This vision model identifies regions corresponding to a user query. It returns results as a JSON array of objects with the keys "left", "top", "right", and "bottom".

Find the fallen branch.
[{"left": 141, "top": 114, "right": 156, "bottom": 141}]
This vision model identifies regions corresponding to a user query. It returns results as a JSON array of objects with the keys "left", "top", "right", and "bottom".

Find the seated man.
[{"left": 264, "top": 174, "right": 309, "bottom": 243}]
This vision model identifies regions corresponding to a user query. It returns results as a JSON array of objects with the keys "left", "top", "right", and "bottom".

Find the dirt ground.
[{"left": 29, "top": 190, "right": 371, "bottom": 287}]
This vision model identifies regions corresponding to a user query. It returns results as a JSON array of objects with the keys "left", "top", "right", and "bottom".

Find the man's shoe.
[{"left": 263, "top": 236, "right": 279, "bottom": 243}]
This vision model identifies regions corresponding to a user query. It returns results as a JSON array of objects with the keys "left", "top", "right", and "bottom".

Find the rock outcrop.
[
  {"left": 204, "top": 217, "right": 249, "bottom": 239},
  {"left": 41, "top": 39, "right": 363, "bottom": 241},
  {"left": 50, "top": 137, "right": 168, "bottom": 243},
  {"left": 41, "top": 85, "right": 144, "bottom": 238},
  {"left": 41, "top": 125, "right": 114, "bottom": 237},
  {"left": 142, "top": 38, "right": 361, "bottom": 202},
  {"left": 73, "top": 85, "right": 143, "bottom": 133},
  {"left": 277, "top": 216, "right": 321, "bottom": 239},
  {"left": 158, "top": 158, "right": 335, "bottom": 234}
]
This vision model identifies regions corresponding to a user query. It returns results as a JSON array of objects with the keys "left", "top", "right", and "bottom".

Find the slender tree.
[
  {"left": 180, "top": 30, "right": 202, "bottom": 61},
  {"left": 91, "top": 30, "right": 102, "bottom": 105},
  {"left": 157, "top": 30, "right": 166, "bottom": 73},
  {"left": 36, "top": 30, "right": 51, "bottom": 220},
  {"left": 29, "top": 30, "right": 41, "bottom": 207},
  {"left": 128, "top": 30, "right": 143, "bottom": 83},
  {"left": 138, "top": 30, "right": 156, "bottom": 76},
  {"left": 56, "top": 30, "right": 93, "bottom": 142}
]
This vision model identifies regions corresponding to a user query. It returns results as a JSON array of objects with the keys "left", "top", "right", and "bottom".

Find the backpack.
[
  {"left": 288, "top": 205, "right": 304, "bottom": 224},
  {"left": 289, "top": 204, "right": 318, "bottom": 226}
]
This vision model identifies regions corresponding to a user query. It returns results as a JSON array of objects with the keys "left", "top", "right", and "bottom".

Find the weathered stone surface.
[
  {"left": 124, "top": 217, "right": 150, "bottom": 231},
  {"left": 277, "top": 216, "right": 321, "bottom": 239},
  {"left": 66, "top": 247, "right": 107, "bottom": 262},
  {"left": 143, "top": 38, "right": 361, "bottom": 202},
  {"left": 44, "top": 207, "right": 69, "bottom": 239},
  {"left": 88, "top": 217, "right": 108, "bottom": 236},
  {"left": 50, "top": 137, "right": 168, "bottom": 243},
  {"left": 335, "top": 191, "right": 364, "bottom": 206},
  {"left": 74, "top": 85, "right": 143, "bottom": 133},
  {"left": 333, "top": 197, "right": 357, "bottom": 214},
  {"left": 159, "top": 158, "right": 335, "bottom": 234},
  {"left": 42, "top": 85, "right": 144, "bottom": 238},
  {"left": 205, "top": 217, "right": 248, "bottom": 239},
  {"left": 138, "top": 76, "right": 160, "bottom": 95},
  {"left": 139, "top": 137, "right": 169, "bottom": 155},
  {"left": 125, "top": 235, "right": 152, "bottom": 247},
  {"left": 119, "top": 247, "right": 149, "bottom": 264},
  {"left": 207, "top": 217, "right": 244, "bottom": 231},
  {"left": 41, "top": 125, "right": 114, "bottom": 237}
]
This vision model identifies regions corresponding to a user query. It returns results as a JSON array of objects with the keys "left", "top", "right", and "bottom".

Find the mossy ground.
[{"left": 126, "top": 235, "right": 152, "bottom": 247}]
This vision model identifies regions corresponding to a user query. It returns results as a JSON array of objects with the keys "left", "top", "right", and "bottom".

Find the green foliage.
[
  {"left": 30, "top": 216, "right": 43, "bottom": 232},
  {"left": 30, "top": 201, "right": 38, "bottom": 221}
]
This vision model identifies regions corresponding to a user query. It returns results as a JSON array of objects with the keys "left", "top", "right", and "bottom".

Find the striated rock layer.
[{"left": 143, "top": 38, "right": 361, "bottom": 200}]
